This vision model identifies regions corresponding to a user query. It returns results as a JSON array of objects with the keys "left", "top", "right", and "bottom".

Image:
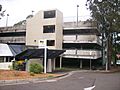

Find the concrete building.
[
  {"left": 0, "top": 25, "right": 26, "bottom": 44},
  {"left": 25, "top": 9, "right": 63, "bottom": 72},
  {"left": 26, "top": 9, "right": 63, "bottom": 50},
  {"left": 61, "top": 21, "right": 101, "bottom": 69},
  {"left": 0, "top": 9, "right": 102, "bottom": 70}
]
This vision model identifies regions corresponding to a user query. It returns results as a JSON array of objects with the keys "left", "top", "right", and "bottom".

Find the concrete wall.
[
  {"left": 26, "top": 58, "right": 55, "bottom": 73},
  {"left": 26, "top": 58, "right": 43, "bottom": 72},
  {"left": 0, "top": 62, "right": 12, "bottom": 70}
]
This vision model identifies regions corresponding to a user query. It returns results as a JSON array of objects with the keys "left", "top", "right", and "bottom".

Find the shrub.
[
  {"left": 29, "top": 63, "right": 43, "bottom": 74},
  {"left": 13, "top": 61, "right": 26, "bottom": 71},
  {"left": 13, "top": 61, "right": 20, "bottom": 70}
]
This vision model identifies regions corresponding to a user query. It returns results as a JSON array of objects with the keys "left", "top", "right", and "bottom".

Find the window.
[
  {"left": 44, "top": 10, "right": 56, "bottom": 19},
  {"left": 43, "top": 25, "right": 55, "bottom": 33},
  {"left": 47, "top": 40, "right": 55, "bottom": 46}
]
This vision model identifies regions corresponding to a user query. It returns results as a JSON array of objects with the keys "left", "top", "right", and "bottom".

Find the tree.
[
  {"left": 0, "top": 5, "right": 6, "bottom": 19},
  {"left": 13, "top": 14, "right": 33, "bottom": 26},
  {"left": 13, "top": 20, "right": 26, "bottom": 26},
  {"left": 86, "top": 0, "right": 120, "bottom": 70},
  {"left": 0, "top": 5, "right": 2, "bottom": 11}
]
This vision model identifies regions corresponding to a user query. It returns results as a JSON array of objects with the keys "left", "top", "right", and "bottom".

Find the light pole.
[
  {"left": 77, "top": 5, "right": 79, "bottom": 27},
  {"left": 6, "top": 14, "right": 9, "bottom": 29},
  {"left": 31, "top": 10, "right": 34, "bottom": 15}
]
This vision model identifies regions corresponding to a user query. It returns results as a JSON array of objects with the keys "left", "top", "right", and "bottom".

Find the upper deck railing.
[
  {"left": 63, "top": 16, "right": 96, "bottom": 28},
  {"left": 0, "top": 25, "right": 26, "bottom": 33}
]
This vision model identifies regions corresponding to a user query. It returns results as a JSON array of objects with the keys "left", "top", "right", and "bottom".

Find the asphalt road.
[{"left": 0, "top": 71, "right": 120, "bottom": 90}]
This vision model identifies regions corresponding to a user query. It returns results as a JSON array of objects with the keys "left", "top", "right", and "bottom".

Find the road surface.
[{"left": 0, "top": 71, "right": 120, "bottom": 90}]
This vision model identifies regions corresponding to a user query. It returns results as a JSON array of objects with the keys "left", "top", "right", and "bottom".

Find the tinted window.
[
  {"left": 44, "top": 10, "right": 56, "bottom": 19},
  {"left": 47, "top": 40, "right": 55, "bottom": 46},
  {"left": 43, "top": 25, "right": 55, "bottom": 33}
]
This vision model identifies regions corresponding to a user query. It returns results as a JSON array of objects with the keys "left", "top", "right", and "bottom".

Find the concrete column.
[
  {"left": 47, "top": 59, "right": 52, "bottom": 72},
  {"left": 60, "top": 57, "right": 62, "bottom": 69},
  {"left": 80, "top": 60, "right": 82, "bottom": 69},
  {"left": 3, "top": 57, "right": 6, "bottom": 62},
  {"left": 8, "top": 57, "right": 10, "bottom": 62},
  {"left": 26, "top": 59, "right": 30, "bottom": 72},
  {"left": 90, "top": 59, "right": 92, "bottom": 70},
  {"left": 52, "top": 58, "right": 56, "bottom": 70}
]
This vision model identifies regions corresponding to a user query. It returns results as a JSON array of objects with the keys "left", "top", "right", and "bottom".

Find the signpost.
[{"left": 38, "top": 39, "right": 47, "bottom": 73}]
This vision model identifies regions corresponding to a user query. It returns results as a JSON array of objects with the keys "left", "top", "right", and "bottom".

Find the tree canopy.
[
  {"left": 0, "top": 5, "right": 2, "bottom": 11},
  {"left": 86, "top": 0, "right": 120, "bottom": 35},
  {"left": 0, "top": 5, "right": 6, "bottom": 19},
  {"left": 86, "top": 0, "right": 120, "bottom": 69}
]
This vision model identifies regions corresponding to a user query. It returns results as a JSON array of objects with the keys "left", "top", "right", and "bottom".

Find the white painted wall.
[
  {"left": 0, "top": 62, "right": 12, "bottom": 70},
  {"left": 26, "top": 59, "right": 43, "bottom": 72}
]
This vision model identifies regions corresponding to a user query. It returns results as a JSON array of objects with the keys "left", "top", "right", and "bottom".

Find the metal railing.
[
  {"left": 63, "top": 16, "right": 96, "bottom": 28},
  {"left": 63, "top": 49, "right": 102, "bottom": 59},
  {"left": 63, "top": 35, "right": 101, "bottom": 45},
  {"left": 0, "top": 37, "right": 25, "bottom": 43},
  {"left": 0, "top": 25, "right": 26, "bottom": 33}
]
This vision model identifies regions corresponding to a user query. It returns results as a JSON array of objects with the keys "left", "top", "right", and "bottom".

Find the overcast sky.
[{"left": 0, "top": 0, "right": 91, "bottom": 27}]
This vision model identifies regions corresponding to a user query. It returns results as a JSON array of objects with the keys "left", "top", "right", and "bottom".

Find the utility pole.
[
  {"left": 77, "top": 5, "right": 79, "bottom": 27},
  {"left": 31, "top": 10, "right": 34, "bottom": 15},
  {"left": 6, "top": 14, "right": 9, "bottom": 29}
]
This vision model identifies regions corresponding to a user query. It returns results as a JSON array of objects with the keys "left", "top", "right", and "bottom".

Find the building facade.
[
  {"left": 0, "top": 25, "right": 26, "bottom": 44},
  {"left": 61, "top": 21, "right": 101, "bottom": 69},
  {"left": 0, "top": 9, "right": 102, "bottom": 70},
  {"left": 26, "top": 9, "right": 63, "bottom": 49}
]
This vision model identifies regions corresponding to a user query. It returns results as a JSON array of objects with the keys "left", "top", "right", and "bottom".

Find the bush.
[
  {"left": 29, "top": 63, "right": 43, "bottom": 74},
  {"left": 13, "top": 61, "right": 25, "bottom": 71},
  {"left": 13, "top": 61, "right": 20, "bottom": 70}
]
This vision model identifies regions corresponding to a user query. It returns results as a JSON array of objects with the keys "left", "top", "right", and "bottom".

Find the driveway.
[{"left": 0, "top": 71, "right": 120, "bottom": 90}]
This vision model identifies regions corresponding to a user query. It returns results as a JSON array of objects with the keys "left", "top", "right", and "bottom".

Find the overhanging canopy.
[
  {"left": 15, "top": 49, "right": 65, "bottom": 60},
  {"left": 0, "top": 44, "right": 13, "bottom": 56},
  {"left": 0, "top": 44, "right": 25, "bottom": 57}
]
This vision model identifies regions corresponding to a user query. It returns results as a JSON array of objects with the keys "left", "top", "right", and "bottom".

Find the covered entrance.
[{"left": 15, "top": 49, "right": 65, "bottom": 73}]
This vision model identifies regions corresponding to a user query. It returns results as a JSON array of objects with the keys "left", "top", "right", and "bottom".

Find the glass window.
[
  {"left": 47, "top": 40, "right": 55, "bottom": 46},
  {"left": 44, "top": 10, "right": 56, "bottom": 19},
  {"left": 43, "top": 25, "right": 55, "bottom": 33}
]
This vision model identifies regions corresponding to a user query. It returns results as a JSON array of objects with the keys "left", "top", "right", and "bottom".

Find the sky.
[{"left": 0, "top": 0, "right": 91, "bottom": 27}]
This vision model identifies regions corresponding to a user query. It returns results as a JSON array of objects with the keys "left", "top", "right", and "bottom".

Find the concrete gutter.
[
  {"left": 1, "top": 69, "right": 120, "bottom": 86},
  {"left": 0, "top": 72, "right": 69, "bottom": 86}
]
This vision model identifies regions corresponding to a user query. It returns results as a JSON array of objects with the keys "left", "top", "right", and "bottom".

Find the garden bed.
[{"left": 0, "top": 70, "right": 60, "bottom": 80}]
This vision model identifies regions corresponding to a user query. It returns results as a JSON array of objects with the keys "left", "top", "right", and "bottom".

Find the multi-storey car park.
[{"left": 0, "top": 9, "right": 102, "bottom": 71}]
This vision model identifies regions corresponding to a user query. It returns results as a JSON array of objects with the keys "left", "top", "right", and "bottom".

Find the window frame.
[
  {"left": 43, "top": 25, "right": 55, "bottom": 33},
  {"left": 44, "top": 10, "right": 56, "bottom": 19},
  {"left": 47, "top": 40, "right": 55, "bottom": 46}
]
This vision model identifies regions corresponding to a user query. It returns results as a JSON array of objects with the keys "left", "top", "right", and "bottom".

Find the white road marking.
[
  {"left": 84, "top": 85, "right": 95, "bottom": 90},
  {"left": 46, "top": 79, "right": 57, "bottom": 82}
]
